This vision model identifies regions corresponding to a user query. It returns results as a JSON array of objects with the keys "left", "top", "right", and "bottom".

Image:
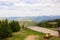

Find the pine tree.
[
  {"left": 0, "top": 19, "right": 12, "bottom": 38},
  {"left": 9, "top": 20, "right": 20, "bottom": 32}
]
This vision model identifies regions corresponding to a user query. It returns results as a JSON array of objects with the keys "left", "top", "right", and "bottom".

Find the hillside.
[
  {"left": 37, "top": 19, "right": 60, "bottom": 28},
  {"left": 0, "top": 16, "right": 60, "bottom": 23}
]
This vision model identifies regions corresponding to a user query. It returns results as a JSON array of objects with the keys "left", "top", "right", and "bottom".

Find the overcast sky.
[{"left": 0, "top": 0, "right": 60, "bottom": 17}]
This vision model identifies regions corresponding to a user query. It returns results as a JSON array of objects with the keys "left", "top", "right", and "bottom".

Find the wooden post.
[{"left": 58, "top": 30, "right": 60, "bottom": 38}]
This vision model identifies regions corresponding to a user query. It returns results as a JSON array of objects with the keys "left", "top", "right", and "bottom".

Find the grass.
[
  {"left": 40, "top": 26, "right": 57, "bottom": 31},
  {"left": 4, "top": 29, "right": 60, "bottom": 40},
  {"left": 47, "top": 27, "right": 57, "bottom": 31}
]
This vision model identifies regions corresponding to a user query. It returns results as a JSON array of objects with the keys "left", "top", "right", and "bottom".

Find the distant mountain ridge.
[
  {"left": 29, "top": 16, "right": 60, "bottom": 23},
  {"left": 0, "top": 16, "right": 60, "bottom": 23}
]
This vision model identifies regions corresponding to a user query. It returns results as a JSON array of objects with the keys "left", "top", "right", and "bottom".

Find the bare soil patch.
[{"left": 24, "top": 35, "right": 39, "bottom": 40}]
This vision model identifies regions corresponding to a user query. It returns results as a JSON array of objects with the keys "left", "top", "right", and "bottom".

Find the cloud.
[
  {"left": 0, "top": 0, "right": 60, "bottom": 17},
  {"left": 20, "top": 0, "right": 40, "bottom": 4},
  {"left": 0, "top": 1, "right": 14, "bottom": 6}
]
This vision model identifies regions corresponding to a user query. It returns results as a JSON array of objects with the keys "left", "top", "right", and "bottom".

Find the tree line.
[
  {"left": 37, "top": 19, "right": 60, "bottom": 28},
  {"left": 0, "top": 19, "right": 20, "bottom": 38}
]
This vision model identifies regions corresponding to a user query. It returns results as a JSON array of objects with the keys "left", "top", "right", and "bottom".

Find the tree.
[
  {"left": 9, "top": 20, "right": 20, "bottom": 32},
  {"left": 0, "top": 19, "right": 12, "bottom": 38}
]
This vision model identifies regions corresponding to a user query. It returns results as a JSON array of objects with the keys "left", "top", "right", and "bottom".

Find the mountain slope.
[{"left": 0, "top": 16, "right": 60, "bottom": 23}]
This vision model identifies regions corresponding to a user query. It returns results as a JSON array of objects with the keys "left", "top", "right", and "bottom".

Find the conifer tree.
[{"left": 9, "top": 20, "right": 20, "bottom": 32}]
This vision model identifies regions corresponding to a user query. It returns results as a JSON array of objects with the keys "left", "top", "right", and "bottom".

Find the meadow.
[{"left": 5, "top": 29, "right": 60, "bottom": 40}]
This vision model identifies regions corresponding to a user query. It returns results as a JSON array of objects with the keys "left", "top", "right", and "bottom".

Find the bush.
[{"left": 9, "top": 20, "right": 20, "bottom": 32}]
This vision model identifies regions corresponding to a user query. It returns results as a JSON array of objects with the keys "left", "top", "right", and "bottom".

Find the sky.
[{"left": 0, "top": 0, "right": 60, "bottom": 17}]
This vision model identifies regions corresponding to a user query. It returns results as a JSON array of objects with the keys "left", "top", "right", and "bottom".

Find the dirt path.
[
  {"left": 24, "top": 35, "right": 39, "bottom": 40},
  {"left": 27, "top": 26, "right": 58, "bottom": 37}
]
